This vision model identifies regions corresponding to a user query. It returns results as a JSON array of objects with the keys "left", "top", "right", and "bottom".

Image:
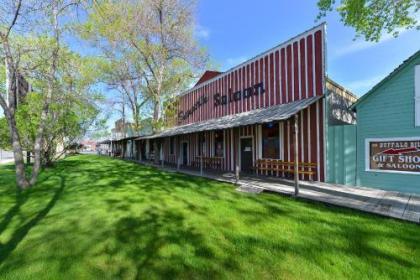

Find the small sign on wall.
[{"left": 366, "top": 137, "right": 420, "bottom": 174}]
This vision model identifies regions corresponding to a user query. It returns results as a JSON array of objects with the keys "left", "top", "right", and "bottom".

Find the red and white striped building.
[{"left": 138, "top": 24, "right": 328, "bottom": 182}]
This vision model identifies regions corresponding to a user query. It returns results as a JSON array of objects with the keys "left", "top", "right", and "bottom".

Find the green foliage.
[
  {"left": 0, "top": 33, "right": 102, "bottom": 163},
  {"left": 317, "top": 0, "right": 419, "bottom": 41},
  {"left": 80, "top": 0, "right": 208, "bottom": 131},
  {"left": 0, "top": 118, "right": 11, "bottom": 150},
  {"left": 0, "top": 155, "right": 420, "bottom": 279}
]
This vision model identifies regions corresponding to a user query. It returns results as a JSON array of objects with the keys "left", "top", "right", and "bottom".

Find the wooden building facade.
[{"left": 137, "top": 24, "right": 328, "bottom": 182}]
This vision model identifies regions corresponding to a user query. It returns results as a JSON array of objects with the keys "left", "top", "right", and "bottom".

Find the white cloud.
[
  {"left": 195, "top": 24, "right": 210, "bottom": 40},
  {"left": 333, "top": 28, "right": 409, "bottom": 58}
]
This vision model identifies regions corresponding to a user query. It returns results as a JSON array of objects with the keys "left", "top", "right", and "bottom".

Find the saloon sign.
[
  {"left": 178, "top": 82, "right": 266, "bottom": 121},
  {"left": 367, "top": 138, "right": 420, "bottom": 174},
  {"left": 214, "top": 82, "right": 265, "bottom": 107}
]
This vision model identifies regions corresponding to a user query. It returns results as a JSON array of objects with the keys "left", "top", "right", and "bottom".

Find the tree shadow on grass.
[
  {"left": 106, "top": 205, "right": 239, "bottom": 279},
  {"left": 0, "top": 175, "right": 66, "bottom": 264}
]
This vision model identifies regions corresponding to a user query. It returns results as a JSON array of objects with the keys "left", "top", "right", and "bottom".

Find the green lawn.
[{"left": 0, "top": 155, "right": 419, "bottom": 279}]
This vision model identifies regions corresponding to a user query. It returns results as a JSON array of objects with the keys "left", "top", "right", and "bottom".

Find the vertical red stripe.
[
  {"left": 260, "top": 58, "right": 264, "bottom": 107},
  {"left": 242, "top": 67, "right": 246, "bottom": 112},
  {"left": 315, "top": 30, "right": 323, "bottom": 96},
  {"left": 293, "top": 42, "right": 299, "bottom": 101},
  {"left": 255, "top": 60, "right": 260, "bottom": 109},
  {"left": 250, "top": 62, "right": 254, "bottom": 110},
  {"left": 281, "top": 48, "right": 286, "bottom": 105},
  {"left": 232, "top": 70, "right": 239, "bottom": 114},
  {"left": 264, "top": 55, "right": 269, "bottom": 107},
  {"left": 286, "top": 45, "right": 292, "bottom": 103},
  {"left": 306, "top": 35, "right": 314, "bottom": 97},
  {"left": 300, "top": 39, "right": 307, "bottom": 99},
  {"left": 246, "top": 64, "right": 251, "bottom": 111},
  {"left": 275, "top": 50, "right": 280, "bottom": 105},
  {"left": 269, "top": 53, "right": 274, "bottom": 106}
]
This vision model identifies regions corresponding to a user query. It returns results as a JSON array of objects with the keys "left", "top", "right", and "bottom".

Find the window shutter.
[{"left": 416, "top": 65, "right": 420, "bottom": 126}]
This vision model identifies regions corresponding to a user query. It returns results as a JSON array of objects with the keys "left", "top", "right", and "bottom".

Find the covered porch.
[{"left": 135, "top": 96, "right": 325, "bottom": 191}]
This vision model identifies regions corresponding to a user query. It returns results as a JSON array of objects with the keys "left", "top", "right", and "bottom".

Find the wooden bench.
[
  {"left": 192, "top": 156, "right": 223, "bottom": 170},
  {"left": 254, "top": 159, "right": 316, "bottom": 177}
]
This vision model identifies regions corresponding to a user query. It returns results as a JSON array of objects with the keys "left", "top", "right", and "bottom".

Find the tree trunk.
[
  {"left": 153, "top": 100, "right": 160, "bottom": 130},
  {"left": 5, "top": 111, "right": 30, "bottom": 189},
  {"left": 30, "top": 1, "right": 59, "bottom": 186},
  {"left": 30, "top": 86, "right": 52, "bottom": 185}
]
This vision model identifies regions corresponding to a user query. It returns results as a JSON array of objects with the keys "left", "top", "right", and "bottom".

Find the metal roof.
[{"left": 137, "top": 96, "right": 322, "bottom": 140}]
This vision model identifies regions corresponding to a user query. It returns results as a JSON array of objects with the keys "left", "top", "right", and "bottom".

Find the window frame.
[{"left": 261, "top": 122, "right": 281, "bottom": 159}]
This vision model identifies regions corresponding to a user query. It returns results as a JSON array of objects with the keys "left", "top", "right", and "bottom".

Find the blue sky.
[
  {"left": 2, "top": 1, "right": 419, "bottom": 131},
  {"left": 194, "top": 0, "right": 420, "bottom": 96}
]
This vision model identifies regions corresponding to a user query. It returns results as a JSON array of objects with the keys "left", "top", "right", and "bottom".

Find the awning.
[{"left": 137, "top": 95, "right": 322, "bottom": 140}]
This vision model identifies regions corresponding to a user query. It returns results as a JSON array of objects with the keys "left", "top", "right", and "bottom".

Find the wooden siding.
[
  {"left": 177, "top": 25, "right": 325, "bottom": 125},
  {"left": 356, "top": 54, "right": 420, "bottom": 193}
]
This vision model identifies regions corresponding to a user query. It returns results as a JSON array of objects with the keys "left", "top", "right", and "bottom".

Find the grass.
[{"left": 0, "top": 155, "right": 419, "bottom": 280}]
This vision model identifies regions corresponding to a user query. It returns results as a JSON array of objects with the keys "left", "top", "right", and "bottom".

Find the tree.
[
  {"left": 317, "top": 0, "right": 419, "bottom": 41},
  {"left": 93, "top": 52, "right": 150, "bottom": 134},
  {"left": 82, "top": 0, "right": 208, "bottom": 131},
  {"left": 0, "top": 0, "right": 36, "bottom": 188},
  {"left": 0, "top": 0, "right": 96, "bottom": 189}
]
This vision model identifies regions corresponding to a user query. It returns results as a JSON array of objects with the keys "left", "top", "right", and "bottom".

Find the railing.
[
  {"left": 192, "top": 156, "right": 224, "bottom": 170},
  {"left": 254, "top": 159, "right": 316, "bottom": 177}
]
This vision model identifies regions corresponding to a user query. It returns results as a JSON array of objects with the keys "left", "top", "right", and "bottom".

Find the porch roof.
[{"left": 137, "top": 95, "right": 322, "bottom": 140}]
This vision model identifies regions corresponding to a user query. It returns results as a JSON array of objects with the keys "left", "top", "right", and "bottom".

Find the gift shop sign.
[{"left": 366, "top": 138, "right": 420, "bottom": 174}]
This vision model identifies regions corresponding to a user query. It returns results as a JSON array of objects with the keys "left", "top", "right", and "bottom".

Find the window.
[
  {"left": 169, "top": 137, "right": 175, "bottom": 155},
  {"left": 415, "top": 65, "right": 420, "bottom": 126},
  {"left": 214, "top": 130, "right": 224, "bottom": 157},
  {"left": 262, "top": 123, "right": 279, "bottom": 159}
]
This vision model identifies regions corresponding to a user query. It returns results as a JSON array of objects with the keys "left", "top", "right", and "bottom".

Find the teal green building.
[
  {"left": 352, "top": 50, "right": 420, "bottom": 194},
  {"left": 327, "top": 50, "right": 420, "bottom": 194}
]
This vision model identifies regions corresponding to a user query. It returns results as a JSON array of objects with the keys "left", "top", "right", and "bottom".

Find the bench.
[
  {"left": 254, "top": 159, "right": 316, "bottom": 177},
  {"left": 192, "top": 156, "right": 223, "bottom": 170}
]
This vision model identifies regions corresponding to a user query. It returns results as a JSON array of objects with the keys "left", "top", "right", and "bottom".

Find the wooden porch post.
[{"left": 294, "top": 114, "right": 299, "bottom": 196}]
